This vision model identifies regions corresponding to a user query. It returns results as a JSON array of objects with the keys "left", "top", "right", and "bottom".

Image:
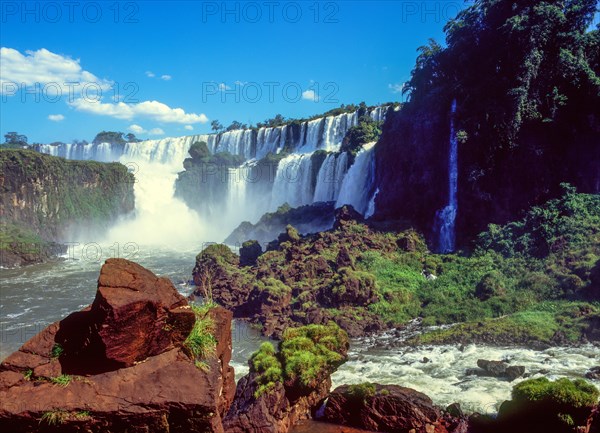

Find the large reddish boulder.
[
  {"left": 323, "top": 384, "right": 443, "bottom": 433},
  {"left": 0, "top": 259, "right": 235, "bottom": 433}
]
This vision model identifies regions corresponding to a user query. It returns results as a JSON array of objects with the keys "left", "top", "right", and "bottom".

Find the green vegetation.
[
  {"left": 0, "top": 224, "right": 54, "bottom": 260},
  {"left": 404, "top": 0, "right": 599, "bottom": 148},
  {"left": 49, "top": 375, "right": 72, "bottom": 387},
  {"left": 0, "top": 149, "right": 134, "bottom": 229},
  {"left": 250, "top": 342, "right": 283, "bottom": 397},
  {"left": 498, "top": 377, "right": 600, "bottom": 428},
  {"left": 23, "top": 369, "right": 33, "bottom": 381},
  {"left": 208, "top": 189, "right": 599, "bottom": 346},
  {"left": 512, "top": 377, "right": 599, "bottom": 408},
  {"left": 39, "top": 409, "right": 91, "bottom": 426},
  {"left": 347, "top": 383, "right": 376, "bottom": 401},
  {"left": 280, "top": 323, "right": 348, "bottom": 388},
  {"left": 183, "top": 304, "right": 217, "bottom": 366},
  {"left": 51, "top": 343, "right": 64, "bottom": 359},
  {"left": 92, "top": 131, "right": 140, "bottom": 145},
  {"left": 249, "top": 323, "right": 348, "bottom": 398},
  {"left": 341, "top": 115, "right": 383, "bottom": 157},
  {"left": 40, "top": 410, "right": 69, "bottom": 426},
  {"left": 3, "top": 131, "right": 28, "bottom": 148}
]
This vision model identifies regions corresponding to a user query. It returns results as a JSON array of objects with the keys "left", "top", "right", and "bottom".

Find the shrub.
[
  {"left": 250, "top": 342, "right": 283, "bottom": 397},
  {"left": 183, "top": 304, "right": 217, "bottom": 364},
  {"left": 512, "top": 377, "right": 599, "bottom": 408},
  {"left": 475, "top": 271, "right": 507, "bottom": 300},
  {"left": 348, "top": 383, "right": 376, "bottom": 401}
]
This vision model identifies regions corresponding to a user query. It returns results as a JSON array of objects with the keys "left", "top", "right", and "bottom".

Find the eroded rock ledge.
[{"left": 0, "top": 258, "right": 235, "bottom": 433}]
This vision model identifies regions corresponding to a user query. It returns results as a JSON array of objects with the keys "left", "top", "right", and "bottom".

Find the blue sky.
[{"left": 1, "top": 1, "right": 596, "bottom": 144}]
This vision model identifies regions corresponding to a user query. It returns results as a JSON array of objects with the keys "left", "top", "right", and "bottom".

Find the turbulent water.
[{"left": 332, "top": 328, "right": 600, "bottom": 414}]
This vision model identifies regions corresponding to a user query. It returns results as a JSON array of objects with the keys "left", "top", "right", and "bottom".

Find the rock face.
[
  {"left": 224, "top": 373, "right": 334, "bottom": 433},
  {"left": 193, "top": 207, "right": 412, "bottom": 339},
  {"left": 224, "top": 324, "right": 349, "bottom": 433},
  {"left": 323, "top": 384, "right": 442, "bottom": 433},
  {"left": 0, "top": 149, "right": 135, "bottom": 267},
  {"left": 225, "top": 202, "right": 336, "bottom": 247},
  {"left": 0, "top": 259, "right": 235, "bottom": 433}
]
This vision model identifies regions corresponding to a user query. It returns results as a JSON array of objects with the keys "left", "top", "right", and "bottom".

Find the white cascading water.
[
  {"left": 335, "top": 142, "right": 377, "bottom": 215},
  {"left": 36, "top": 106, "right": 388, "bottom": 238},
  {"left": 434, "top": 99, "right": 458, "bottom": 253},
  {"left": 332, "top": 334, "right": 600, "bottom": 414},
  {"left": 313, "top": 152, "right": 349, "bottom": 203},
  {"left": 270, "top": 153, "right": 314, "bottom": 209}
]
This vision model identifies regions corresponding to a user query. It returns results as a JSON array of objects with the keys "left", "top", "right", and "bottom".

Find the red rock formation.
[
  {"left": 323, "top": 384, "right": 443, "bottom": 433},
  {"left": 0, "top": 258, "right": 234, "bottom": 433}
]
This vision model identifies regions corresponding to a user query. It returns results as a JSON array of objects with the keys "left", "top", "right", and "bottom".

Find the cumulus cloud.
[
  {"left": 128, "top": 124, "right": 165, "bottom": 136},
  {"left": 48, "top": 114, "right": 65, "bottom": 121},
  {"left": 302, "top": 89, "right": 318, "bottom": 102},
  {"left": 161, "top": 74, "right": 172, "bottom": 81},
  {"left": 184, "top": 125, "right": 194, "bottom": 131},
  {"left": 128, "top": 124, "right": 145, "bottom": 134},
  {"left": 0, "top": 47, "right": 112, "bottom": 95},
  {"left": 218, "top": 82, "right": 231, "bottom": 91},
  {"left": 388, "top": 83, "right": 405, "bottom": 94},
  {"left": 71, "top": 99, "right": 209, "bottom": 124},
  {"left": 145, "top": 71, "right": 155, "bottom": 78}
]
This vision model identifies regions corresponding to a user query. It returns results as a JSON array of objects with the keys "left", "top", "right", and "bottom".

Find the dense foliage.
[
  {"left": 340, "top": 115, "right": 383, "bottom": 157},
  {"left": 404, "top": 0, "right": 599, "bottom": 147},
  {"left": 250, "top": 323, "right": 348, "bottom": 397},
  {"left": 376, "top": 0, "right": 600, "bottom": 244},
  {"left": 496, "top": 377, "right": 600, "bottom": 430},
  {"left": 201, "top": 189, "right": 599, "bottom": 346}
]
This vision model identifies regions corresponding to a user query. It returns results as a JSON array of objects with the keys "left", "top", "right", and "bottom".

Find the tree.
[
  {"left": 226, "top": 120, "right": 243, "bottom": 131},
  {"left": 211, "top": 120, "right": 223, "bottom": 132},
  {"left": 3, "top": 132, "right": 28, "bottom": 146},
  {"left": 92, "top": 131, "right": 126, "bottom": 145},
  {"left": 125, "top": 133, "right": 140, "bottom": 143},
  {"left": 188, "top": 141, "right": 211, "bottom": 160}
]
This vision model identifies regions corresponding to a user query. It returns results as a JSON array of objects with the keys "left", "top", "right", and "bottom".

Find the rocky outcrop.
[
  {"left": 0, "top": 259, "right": 235, "bottom": 433},
  {"left": 224, "top": 324, "right": 349, "bottom": 433},
  {"left": 323, "top": 384, "right": 446, "bottom": 433},
  {"left": 193, "top": 206, "right": 410, "bottom": 338},
  {"left": 466, "top": 359, "right": 526, "bottom": 381},
  {"left": 0, "top": 149, "right": 134, "bottom": 267},
  {"left": 225, "top": 202, "right": 336, "bottom": 247}
]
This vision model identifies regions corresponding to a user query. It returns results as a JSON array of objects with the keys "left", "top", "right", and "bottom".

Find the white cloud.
[
  {"left": 388, "top": 83, "right": 405, "bottom": 94},
  {"left": 234, "top": 80, "right": 247, "bottom": 86},
  {"left": 302, "top": 89, "right": 318, "bottom": 102},
  {"left": 0, "top": 47, "right": 112, "bottom": 95},
  {"left": 128, "top": 124, "right": 165, "bottom": 136},
  {"left": 184, "top": 125, "right": 194, "bottom": 131},
  {"left": 218, "top": 82, "right": 231, "bottom": 91},
  {"left": 48, "top": 114, "right": 65, "bottom": 122},
  {"left": 128, "top": 124, "right": 146, "bottom": 134},
  {"left": 145, "top": 71, "right": 155, "bottom": 78},
  {"left": 161, "top": 74, "right": 172, "bottom": 81},
  {"left": 71, "top": 99, "right": 209, "bottom": 124}
]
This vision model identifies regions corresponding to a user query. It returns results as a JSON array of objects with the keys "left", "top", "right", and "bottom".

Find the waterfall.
[
  {"left": 270, "top": 154, "right": 314, "bottom": 209},
  {"left": 313, "top": 152, "right": 348, "bottom": 202},
  {"left": 335, "top": 142, "right": 377, "bottom": 215},
  {"left": 35, "top": 105, "right": 389, "bottom": 239},
  {"left": 434, "top": 99, "right": 459, "bottom": 253}
]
